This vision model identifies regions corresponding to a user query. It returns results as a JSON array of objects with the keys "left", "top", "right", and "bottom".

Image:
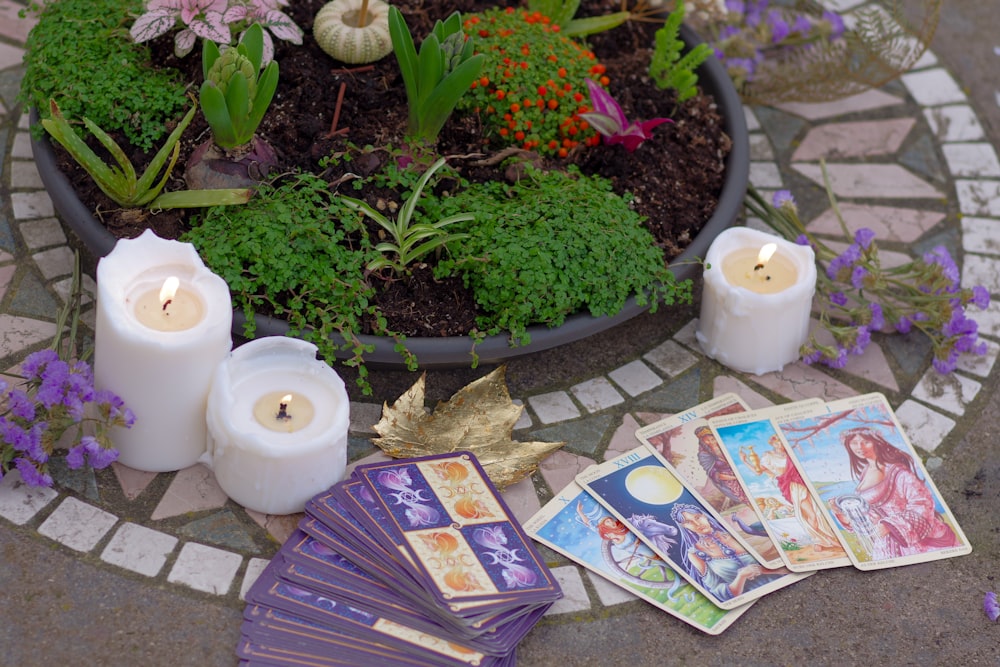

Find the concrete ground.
[{"left": 2, "top": 1, "right": 999, "bottom": 665}]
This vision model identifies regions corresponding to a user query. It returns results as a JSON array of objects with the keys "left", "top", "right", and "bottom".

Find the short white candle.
[
  {"left": 95, "top": 230, "right": 233, "bottom": 472},
  {"left": 697, "top": 227, "right": 817, "bottom": 375},
  {"left": 206, "top": 337, "right": 350, "bottom": 515}
]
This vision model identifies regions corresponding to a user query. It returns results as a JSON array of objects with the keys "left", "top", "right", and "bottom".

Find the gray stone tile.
[
  {"left": 532, "top": 413, "right": 615, "bottom": 458},
  {"left": 178, "top": 509, "right": 261, "bottom": 554},
  {"left": 528, "top": 391, "right": 581, "bottom": 424}
]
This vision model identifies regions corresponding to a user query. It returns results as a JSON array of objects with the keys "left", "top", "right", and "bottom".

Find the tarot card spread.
[
  {"left": 772, "top": 393, "right": 971, "bottom": 571},
  {"left": 577, "top": 446, "right": 811, "bottom": 610},
  {"left": 524, "top": 480, "right": 753, "bottom": 635},
  {"left": 635, "top": 393, "right": 786, "bottom": 569},
  {"left": 707, "top": 404, "right": 853, "bottom": 572}
]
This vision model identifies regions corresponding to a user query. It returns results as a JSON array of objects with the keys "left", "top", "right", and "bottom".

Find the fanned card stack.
[
  {"left": 524, "top": 392, "right": 970, "bottom": 635},
  {"left": 239, "top": 452, "right": 562, "bottom": 666}
]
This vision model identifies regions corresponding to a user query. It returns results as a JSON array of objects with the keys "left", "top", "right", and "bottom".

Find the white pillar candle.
[
  {"left": 696, "top": 226, "right": 816, "bottom": 375},
  {"left": 206, "top": 337, "right": 350, "bottom": 515},
  {"left": 95, "top": 229, "right": 233, "bottom": 472}
]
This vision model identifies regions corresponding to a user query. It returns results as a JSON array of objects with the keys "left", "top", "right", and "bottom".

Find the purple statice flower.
[
  {"left": 944, "top": 306, "right": 978, "bottom": 340},
  {"left": 801, "top": 348, "right": 823, "bottom": 365},
  {"left": 82, "top": 436, "right": 118, "bottom": 469},
  {"left": 726, "top": 57, "right": 758, "bottom": 81},
  {"left": 14, "top": 457, "right": 52, "bottom": 487},
  {"left": 96, "top": 390, "right": 136, "bottom": 428},
  {"left": 825, "top": 346, "right": 850, "bottom": 369},
  {"left": 851, "top": 326, "right": 871, "bottom": 355},
  {"left": 7, "top": 388, "right": 36, "bottom": 420},
  {"left": 719, "top": 25, "right": 741, "bottom": 40},
  {"left": 822, "top": 10, "right": 845, "bottom": 38},
  {"left": 21, "top": 348, "right": 59, "bottom": 381},
  {"left": 791, "top": 15, "right": 812, "bottom": 35},
  {"left": 827, "top": 244, "right": 861, "bottom": 280},
  {"left": 924, "top": 246, "right": 960, "bottom": 284},
  {"left": 66, "top": 442, "right": 87, "bottom": 470},
  {"left": 854, "top": 228, "right": 876, "bottom": 250},
  {"left": 869, "top": 303, "right": 885, "bottom": 330},
  {"left": 895, "top": 316, "right": 912, "bottom": 334},
  {"left": 971, "top": 285, "right": 990, "bottom": 310},
  {"left": 794, "top": 233, "right": 811, "bottom": 247},
  {"left": 932, "top": 349, "right": 960, "bottom": 375},
  {"left": 744, "top": 0, "right": 766, "bottom": 27},
  {"left": 767, "top": 10, "right": 789, "bottom": 43},
  {"left": 985, "top": 591, "right": 1000, "bottom": 622},
  {"left": 830, "top": 291, "right": 849, "bottom": 307},
  {"left": 725, "top": 0, "right": 746, "bottom": 14},
  {"left": 772, "top": 189, "right": 795, "bottom": 208},
  {"left": 850, "top": 265, "right": 869, "bottom": 289}
]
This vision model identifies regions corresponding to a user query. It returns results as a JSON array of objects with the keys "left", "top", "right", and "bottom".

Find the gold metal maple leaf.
[{"left": 371, "top": 366, "right": 564, "bottom": 491}]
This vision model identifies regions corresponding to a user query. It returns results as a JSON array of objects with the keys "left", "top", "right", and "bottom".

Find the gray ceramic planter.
[{"left": 32, "top": 25, "right": 749, "bottom": 369}]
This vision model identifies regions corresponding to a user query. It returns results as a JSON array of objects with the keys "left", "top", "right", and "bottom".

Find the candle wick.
[
  {"left": 162, "top": 298, "right": 172, "bottom": 312},
  {"left": 276, "top": 402, "right": 291, "bottom": 421},
  {"left": 753, "top": 263, "right": 765, "bottom": 271}
]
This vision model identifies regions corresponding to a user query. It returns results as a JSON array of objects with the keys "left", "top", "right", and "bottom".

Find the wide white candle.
[
  {"left": 697, "top": 227, "right": 816, "bottom": 374},
  {"left": 95, "top": 230, "right": 233, "bottom": 472},
  {"left": 205, "top": 337, "right": 350, "bottom": 515}
]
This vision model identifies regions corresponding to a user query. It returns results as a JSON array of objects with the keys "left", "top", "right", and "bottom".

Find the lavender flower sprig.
[
  {"left": 0, "top": 253, "right": 133, "bottom": 487},
  {"left": 745, "top": 175, "right": 990, "bottom": 373}
]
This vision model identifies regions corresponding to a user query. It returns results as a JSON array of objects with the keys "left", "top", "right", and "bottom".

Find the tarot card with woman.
[
  {"left": 707, "top": 406, "right": 853, "bottom": 572},
  {"left": 635, "top": 393, "right": 785, "bottom": 569},
  {"left": 576, "top": 445, "right": 812, "bottom": 610},
  {"left": 772, "top": 393, "right": 972, "bottom": 570}
]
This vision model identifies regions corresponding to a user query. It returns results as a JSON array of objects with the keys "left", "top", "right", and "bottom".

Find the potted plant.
[{"left": 23, "top": 0, "right": 750, "bottom": 388}]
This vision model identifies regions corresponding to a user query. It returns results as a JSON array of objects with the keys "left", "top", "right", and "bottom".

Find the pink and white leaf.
[
  {"left": 260, "top": 10, "right": 304, "bottom": 43},
  {"left": 222, "top": 5, "right": 249, "bottom": 23},
  {"left": 584, "top": 78, "right": 627, "bottom": 130},
  {"left": 188, "top": 14, "right": 230, "bottom": 44},
  {"left": 578, "top": 111, "right": 625, "bottom": 138},
  {"left": 173, "top": 28, "right": 198, "bottom": 57},
  {"left": 129, "top": 9, "right": 178, "bottom": 43}
]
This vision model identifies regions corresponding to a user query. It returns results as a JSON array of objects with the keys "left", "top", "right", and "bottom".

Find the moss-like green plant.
[
  {"left": 428, "top": 166, "right": 692, "bottom": 344},
  {"left": 183, "top": 173, "right": 410, "bottom": 394},
  {"left": 649, "top": 5, "right": 711, "bottom": 103},
  {"left": 19, "top": 0, "right": 189, "bottom": 151},
  {"left": 461, "top": 7, "right": 613, "bottom": 158}
]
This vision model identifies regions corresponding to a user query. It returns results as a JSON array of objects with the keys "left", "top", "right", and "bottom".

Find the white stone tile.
[
  {"left": 674, "top": 319, "right": 700, "bottom": 350},
  {"left": 544, "top": 566, "right": 590, "bottom": 615},
  {"left": 894, "top": 400, "right": 955, "bottom": 453},
  {"left": 513, "top": 399, "right": 532, "bottom": 430},
  {"left": 10, "top": 190, "right": 54, "bottom": 219},
  {"left": 961, "top": 217, "right": 1000, "bottom": 256},
  {"left": 749, "top": 133, "right": 774, "bottom": 160},
  {"left": 960, "top": 255, "right": 1000, "bottom": 293},
  {"left": 168, "top": 542, "right": 243, "bottom": 595},
  {"left": 240, "top": 558, "right": 271, "bottom": 601},
  {"left": 571, "top": 377, "right": 624, "bottom": 412},
  {"left": 819, "top": 0, "right": 865, "bottom": 10},
  {"left": 18, "top": 218, "right": 66, "bottom": 250},
  {"left": 10, "top": 131, "right": 33, "bottom": 159},
  {"left": 643, "top": 339, "right": 698, "bottom": 377},
  {"left": 38, "top": 496, "right": 117, "bottom": 552},
  {"left": 528, "top": 391, "right": 580, "bottom": 424},
  {"left": 909, "top": 48, "right": 937, "bottom": 70},
  {"left": 9, "top": 159, "right": 44, "bottom": 189},
  {"left": 911, "top": 370, "right": 982, "bottom": 417},
  {"left": 955, "top": 180, "right": 1000, "bottom": 217},
  {"left": 969, "top": 298, "right": 1000, "bottom": 340},
  {"left": 0, "top": 470, "right": 58, "bottom": 525},
  {"left": 955, "top": 338, "right": 999, "bottom": 378},
  {"left": 901, "top": 68, "right": 966, "bottom": 106},
  {"left": 587, "top": 571, "right": 639, "bottom": 607},
  {"left": 32, "top": 246, "right": 75, "bottom": 280},
  {"left": 743, "top": 107, "right": 761, "bottom": 132},
  {"left": 608, "top": 360, "right": 662, "bottom": 397},
  {"left": 941, "top": 143, "right": 1000, "bottom": 178},
  {"left": 100, "top": 523, "right": 178, "bottom": 577},
  {"left": 749, "top": 161, "right": 783, "bottom": 188},
  {"left": 924, "top": 105, "right": 985, "bottom": 142}
]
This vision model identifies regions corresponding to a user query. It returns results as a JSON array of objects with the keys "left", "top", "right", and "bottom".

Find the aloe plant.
[
  {"left": 199, "top": 22, "right": 279, "bottom": 150},
  {"left": 340, "top": 157, "right": 471, "bottom": 275},
  {"left": 41, "top": 99, "right": 250, "bottom": 209},
  {"left": 388, "top": 7, "right": 484, "bottom": 143}
]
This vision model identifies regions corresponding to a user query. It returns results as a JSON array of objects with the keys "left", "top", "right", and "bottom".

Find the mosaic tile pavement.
[{"left": 2, "top": 0, "right": 1000, "bottom": 617}]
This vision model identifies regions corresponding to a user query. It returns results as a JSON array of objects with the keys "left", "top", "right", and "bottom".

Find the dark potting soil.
[{"left": 54, "top": 0, "right": 731, "bottom": 338}]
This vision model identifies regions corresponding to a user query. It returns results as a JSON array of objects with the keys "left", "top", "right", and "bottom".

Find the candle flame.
[
  {"left": 159, "top": 276, "right": 180, "bottom": 304},
  {"left": 757, "top": 243, "right": 777, "bottom": 267},
  {"left": 281, "top": 394, "right": 293, "bottom": 404}
]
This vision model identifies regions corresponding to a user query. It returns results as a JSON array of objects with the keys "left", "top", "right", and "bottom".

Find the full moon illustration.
[{"left": 624, "top": 466, "right": 683, "bottom": 505}]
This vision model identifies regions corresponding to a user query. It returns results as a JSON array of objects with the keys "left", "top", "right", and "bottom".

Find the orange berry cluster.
[{"left": 460, "top": 7, "right": 609, "bottom": 158}]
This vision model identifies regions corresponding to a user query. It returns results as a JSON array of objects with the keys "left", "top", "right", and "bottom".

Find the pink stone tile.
[
  {"left": 538, "top": 450, "right": 595, "bottom": 496},
  {"left": 151, "top": 464, "right": 229, "bottom": 520},
  {"left": 634, "top": 411, "right": 672, "bottom": 426},
  {"left": 793, "top": 163, "right": 941, "bottom": 199},
  {"left": 712, "top": 376, "right": 775, "bottom": 410},
  {"left": 776, "top": 89, "right": 904, "bottom": 121},
  {"left": 500, "top": 476, "right": 542, "bottom": 525},
  {"left": 0, "top": 315, "right": 57, "bottom": 358},
  {"left": 750, "top": 363, "right": 858, "bottom": 403},
  {"left": 0, "top": 41, "right": 23, "bottom": 70},
  {"left": 0, "top": 2, "right": 37, "bottom": 43},
  {"left": 0, "top": 264, "right": 14, "bottom": 303},
  {"left": 824, "top": 239, "right": 912, "bottom": 270},
  {"left": 806, "top": 204, "right": 944, "bottom": 244},
  {"left": 245, "top": 510, "right": 301, "bottom": 544},
  {"left": 792, "top": 118, "right": 916, "bottom": 162},
  {"left": 345, "top": 450, "right": 391, "bottom": 476},
  {"left": 604, "top": 414, "right": 644, "bottom": 461},
  {"left": 812, "top": 331, "right": 899, "bottom": 392},
  {"left": 112, "top": 463, "right": 159, "bottom": 501}
]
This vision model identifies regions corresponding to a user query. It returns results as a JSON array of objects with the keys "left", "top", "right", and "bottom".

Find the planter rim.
[{"left": 31, "top": 23, "right": 749, "bottom": 369}]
